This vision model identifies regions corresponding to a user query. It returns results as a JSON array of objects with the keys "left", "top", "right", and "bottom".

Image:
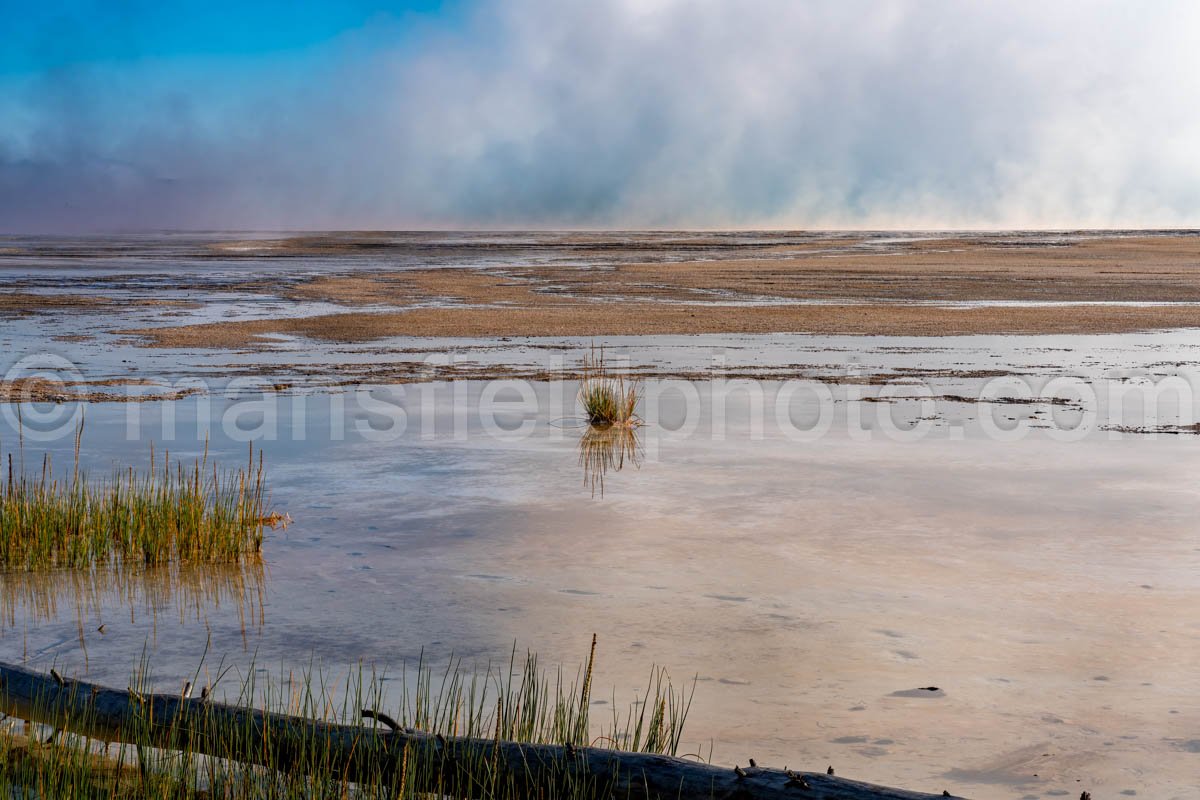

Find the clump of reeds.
[
  {"left": 578, "top": 346, "right": 641, "bottom": 428},
  {"left": 0, "top": 640, "right": 696, "bottom": 800},
  {"left": 0, "top": 435, "right": 271, "bottom": 571},
  {"left": 0, "top": 730, "right": 154, "bottom": 799}
]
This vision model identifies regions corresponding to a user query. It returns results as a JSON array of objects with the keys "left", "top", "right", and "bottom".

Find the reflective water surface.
[{"left": 2, "top": 383, "right": 1198, "bottom": 800}]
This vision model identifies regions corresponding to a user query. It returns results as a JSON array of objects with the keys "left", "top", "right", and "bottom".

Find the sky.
[{"left": 1, "top": 0, "right": 1198, "bottom": 232}]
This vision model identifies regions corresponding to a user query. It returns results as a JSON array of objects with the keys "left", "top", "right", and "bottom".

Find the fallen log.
[{"left": 0, "top": 660, "right": 962, "bottom": 799}]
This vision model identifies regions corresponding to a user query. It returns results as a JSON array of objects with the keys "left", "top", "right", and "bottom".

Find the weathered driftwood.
[{"left": 0, "top": 661, "right": 962, "bottom": 799}]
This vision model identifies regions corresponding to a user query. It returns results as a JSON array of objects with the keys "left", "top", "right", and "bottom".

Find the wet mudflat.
[{"left": 7, "top": 231, "right": 1200, "bottom": 350}]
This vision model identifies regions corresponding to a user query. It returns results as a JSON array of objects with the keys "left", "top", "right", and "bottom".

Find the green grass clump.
[
  {"left": 0, "top": 436, "right": 270, "bottom": 571},
  {"left": 0, "top": 732, "right": 161, "bottom": 799},
  {"left": 577, "top": 347, "right": 641, "bottom": 428}
]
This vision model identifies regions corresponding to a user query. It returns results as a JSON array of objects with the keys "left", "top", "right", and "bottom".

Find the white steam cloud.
[{"left": 2, "top": 0, "right": 1199, "bottom": 231}]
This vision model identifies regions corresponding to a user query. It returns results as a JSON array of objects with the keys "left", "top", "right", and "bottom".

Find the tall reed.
[{"left": 0, "top": 435, "right": 269, "bottom": 571}]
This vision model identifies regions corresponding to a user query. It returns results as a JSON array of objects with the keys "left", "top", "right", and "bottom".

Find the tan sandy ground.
[
  {"left": 0, "top": 292, "right": 113, "bottom": 315},
  {"left": 0, "top": 292, "right": 193, "bottom": 318},
  {"left": 0, "top": 378, "right": 199, "bottom": 403},
  {"left": 116, "top": 234, "right": 1200, "bottom": 347}
]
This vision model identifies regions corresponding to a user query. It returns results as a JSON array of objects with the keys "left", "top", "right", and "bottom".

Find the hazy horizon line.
[{"left": 4, "top": 225, "right": 1200, "bottom": 237}]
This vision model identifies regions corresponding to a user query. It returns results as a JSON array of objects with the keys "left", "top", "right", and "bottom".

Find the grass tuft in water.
[
  {"left": 578, "top": 346, "right": 641, "bottom": 428},
  {"left": 0, "top": 430, "right": 271, "bottom": 571}
]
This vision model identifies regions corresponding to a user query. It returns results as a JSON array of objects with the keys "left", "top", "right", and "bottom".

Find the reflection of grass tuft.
[
  {"left": 1, "top": 433, "right": 272, "bottom": 571},
  {"left": 0, "top": 559, "right": 266, "bottom": 633},
  {"left": 578, "top": 346, "right": 641, "bottom": 428},
  {"left": 579, "top": 425, "right": 643, "bottom": 498}
]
